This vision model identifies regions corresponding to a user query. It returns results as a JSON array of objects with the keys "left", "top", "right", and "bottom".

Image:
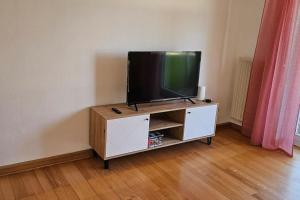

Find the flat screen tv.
[{"left": 127, "top": 51, "right": 201, "bottom": 106}]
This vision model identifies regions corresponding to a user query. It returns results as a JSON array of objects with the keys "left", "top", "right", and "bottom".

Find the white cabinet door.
[
  {"left": 183, "top": 105, "right": 217, "bottom": 140},
  {"left": 105, "top": 114, "right": 150, "bottom": 158}
]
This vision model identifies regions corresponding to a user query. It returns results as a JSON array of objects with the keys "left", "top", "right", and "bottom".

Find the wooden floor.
[{"left": 1, "top": 128, "right": 300, "bottom": 200}]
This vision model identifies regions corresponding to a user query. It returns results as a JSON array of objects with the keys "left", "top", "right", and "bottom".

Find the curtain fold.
[{"left": 242, "top": 0, "right": 300, "bottom": 155}]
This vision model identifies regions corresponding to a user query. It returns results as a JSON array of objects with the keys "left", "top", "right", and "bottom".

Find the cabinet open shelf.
[
  {"left": 148, "top": 137, "right": 181, "bottom": 150},
  {"left": 149, "top": 118, "right": 183, "bottom": 131}
]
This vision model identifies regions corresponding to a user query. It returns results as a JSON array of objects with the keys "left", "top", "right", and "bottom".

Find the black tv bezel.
[{"left": 126, "top": 51, "right": 201, "bottom": 106}]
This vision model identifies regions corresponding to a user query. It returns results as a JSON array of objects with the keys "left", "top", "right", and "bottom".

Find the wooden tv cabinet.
[{"left": 90, "top": 100, "right": 218, "bottom": 169}]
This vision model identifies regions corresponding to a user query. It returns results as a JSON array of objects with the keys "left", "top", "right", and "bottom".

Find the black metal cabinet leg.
[
  {"left": 104, "top": 160, "right": 109, "bottom": 169},
  {"left": 207, "top": 137, "right": 212, "bottom": 145}
]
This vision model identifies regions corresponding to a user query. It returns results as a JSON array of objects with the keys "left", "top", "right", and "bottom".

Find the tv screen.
[{"left": 127, "top": 51, "right": 201, "bottom": 105}]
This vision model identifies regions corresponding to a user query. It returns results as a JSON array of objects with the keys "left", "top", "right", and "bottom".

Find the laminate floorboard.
[{"left": 1, "top": 128, "right": 299, "bottom": 200}]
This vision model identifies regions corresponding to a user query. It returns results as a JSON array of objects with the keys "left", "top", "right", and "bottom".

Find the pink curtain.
[{"left": 242, "top": 0, "right": 300, "bottom": 155}]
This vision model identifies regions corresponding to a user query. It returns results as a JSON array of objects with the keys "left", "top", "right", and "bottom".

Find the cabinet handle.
[
  {"left": 145, "top": 118, "right": 149, "bottom": 121},
  {"left": 187, "top": 112, "right": 191, "bottom": 114}
]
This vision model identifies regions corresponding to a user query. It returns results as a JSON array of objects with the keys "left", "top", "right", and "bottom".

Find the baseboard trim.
[
  {"left": 295, "top": 135, "right": 300, "bottom": 147},
  {"left": 216, "top": 122, "right": 232, "bottom": 129},
  {"left": 230, "top": 123, "right": 242, "bottom": 132},
  {"left": 0, "top": 123, "right": 242, "bottom": 177},
  {"left": 217, "top": 122, "right": 242, "bottom": 132},
  {"left": 0, "top": 149, "right": 93, "bottom": 177}
]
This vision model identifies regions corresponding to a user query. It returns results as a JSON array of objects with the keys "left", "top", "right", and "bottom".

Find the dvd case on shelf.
[{"left": 148, "top": 132, "right": 164, "bottom": 148}]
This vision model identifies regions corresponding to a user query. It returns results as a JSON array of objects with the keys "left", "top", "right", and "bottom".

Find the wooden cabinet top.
[{"left": 91, "top": 99, "right": 217, "bottom": 120}]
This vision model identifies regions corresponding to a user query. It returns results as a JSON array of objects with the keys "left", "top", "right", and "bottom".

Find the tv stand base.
[
  {"left": 185, "top": 98, "right": 196, "bottom": 104},
  {"left": 134, "top": 103, "right": 138, "bottom": 112},
  {"left": 128, "top": 104, "right": 139, "bottom": 112}
]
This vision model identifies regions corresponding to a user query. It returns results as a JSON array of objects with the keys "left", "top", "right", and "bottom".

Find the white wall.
[
  {"left": 0, "top": 0, "right": 231, "bottom": 166},
  {"left": 0, "top": 0, "right": 265, "bottom": 166},
  {"left": 217, "top": 0, "right": 264, "bottom": 124}
]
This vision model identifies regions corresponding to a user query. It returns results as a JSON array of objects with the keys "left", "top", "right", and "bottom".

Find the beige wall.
[
  {"left": 218, "top": 0, "right": 264, "bottom": 124},
  {"left": 0, "top": 0, "right": 262, "bottom": 166}
]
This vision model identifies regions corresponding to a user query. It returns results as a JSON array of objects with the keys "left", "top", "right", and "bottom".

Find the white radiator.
[{"left": 230, "top": 58, "right": 252, "bottom": 122}]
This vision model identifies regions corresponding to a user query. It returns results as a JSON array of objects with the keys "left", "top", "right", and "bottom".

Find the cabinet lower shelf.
[
  {"left": 104, "top": 135, "right": 214, "bottom": 161},
  {"left": 149, "top": 118, "right": 183, "bottom": 131},
  {"left": 148, "top": 137, "right": 181, "bottom": 150}
]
